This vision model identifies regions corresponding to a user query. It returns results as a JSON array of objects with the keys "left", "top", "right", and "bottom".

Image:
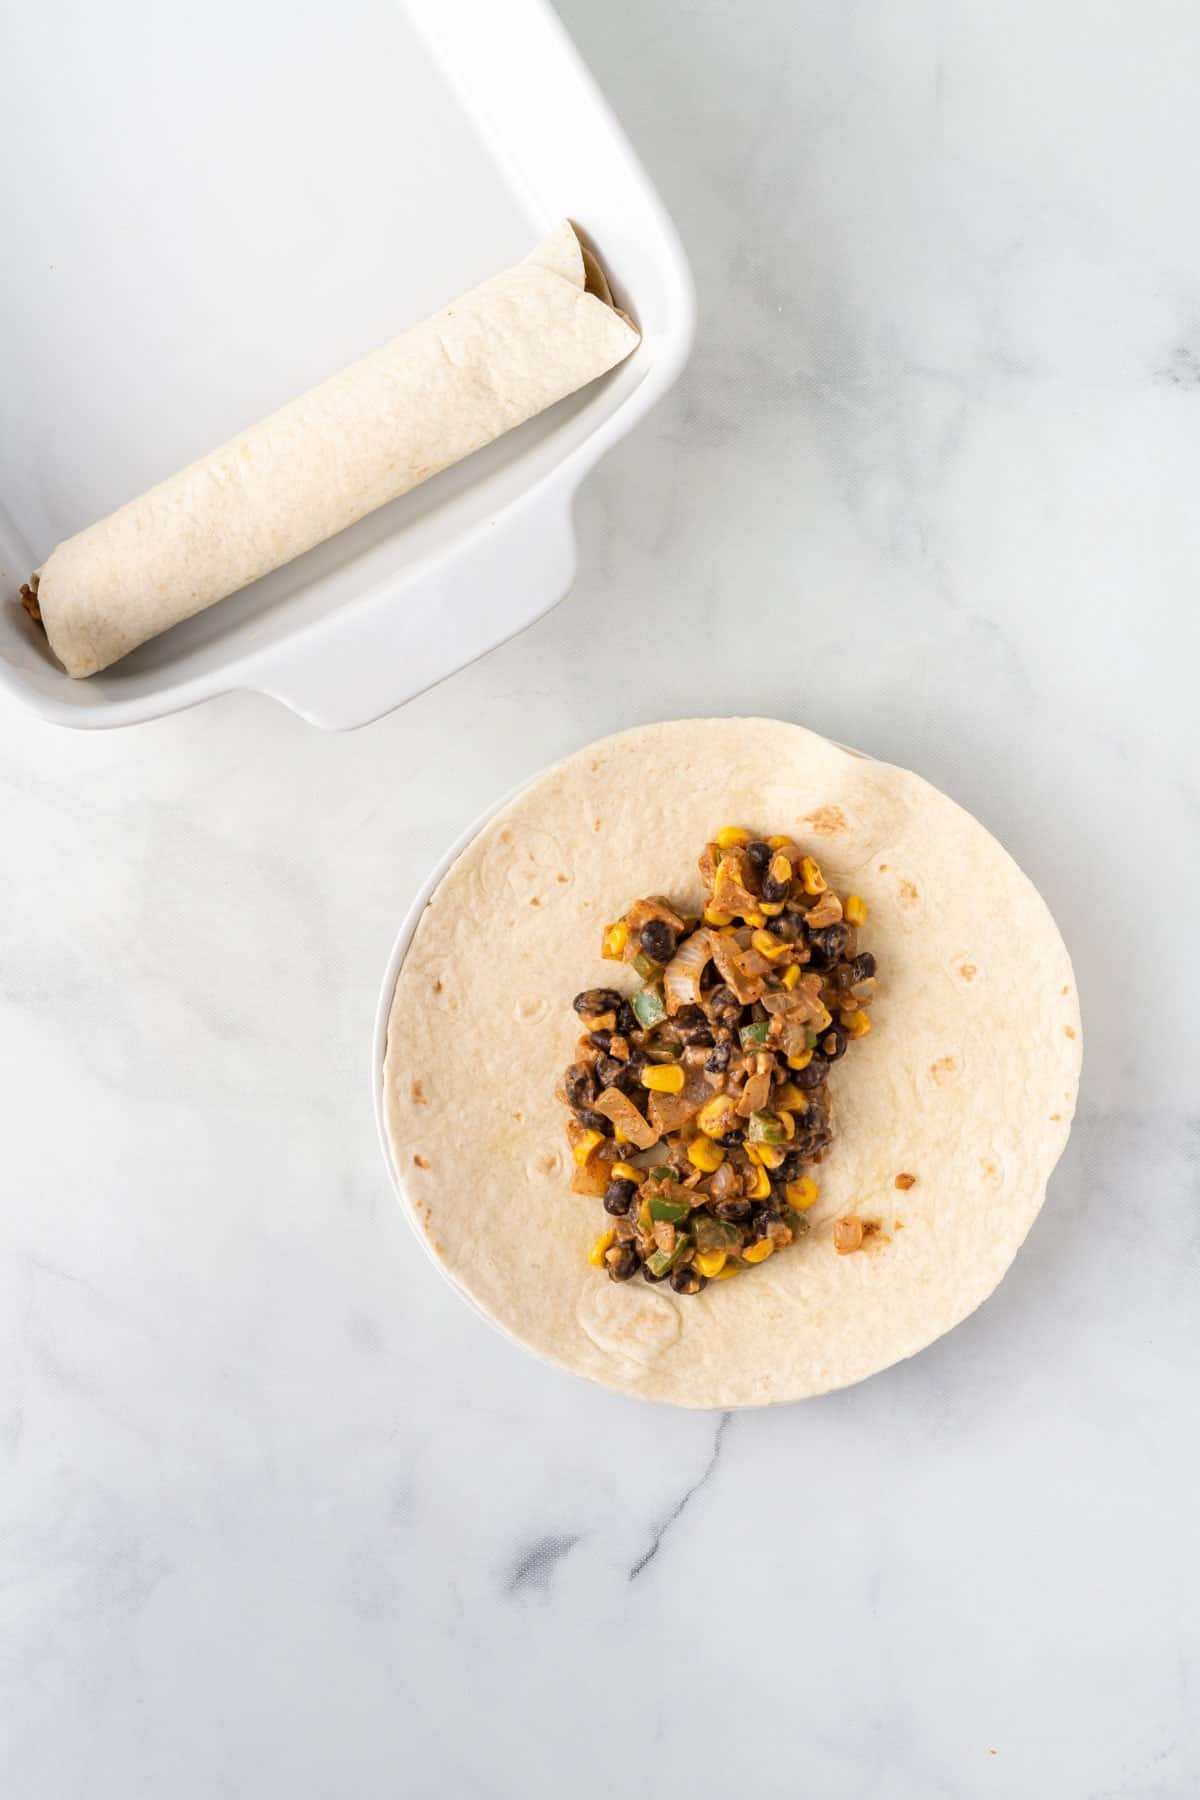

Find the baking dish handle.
[{"left": 250, "top": 484, "right": 579, "bottom": 730}]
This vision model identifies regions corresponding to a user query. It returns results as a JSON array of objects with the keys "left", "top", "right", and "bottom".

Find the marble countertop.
[{"left": 3, "top": 1, "right": 1198, "bottom": 1794}]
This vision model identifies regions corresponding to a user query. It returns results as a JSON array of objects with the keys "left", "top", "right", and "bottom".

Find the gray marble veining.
[{"left": 2, "top": 0, "right": 1199, "bottom": 1794}]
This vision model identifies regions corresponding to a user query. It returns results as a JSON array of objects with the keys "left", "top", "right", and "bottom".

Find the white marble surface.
[{"left": 3, "top": 1, "right": 1199, "bottom": 1793}]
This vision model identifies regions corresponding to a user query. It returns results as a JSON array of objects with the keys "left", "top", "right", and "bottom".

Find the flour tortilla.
[
  {"left": 35, "top": 222, "right": 638, "bottom": 678},
  {"left": 382, "top": 719, "right": 1082, "bottom": 1408}
]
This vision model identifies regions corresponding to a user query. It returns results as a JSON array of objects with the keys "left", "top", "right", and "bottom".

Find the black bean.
[
  {"left": 603, "top": 1177, "right": 638, "bottom": 1216},
  {"left": 641, "top": 1262, "right": 665, "bottom": 1283},
  {"left": 606, "top": 1244, "right": 640, "bottom": 1282},
  {"left": 574, "top": 1108, "right": 613, "bottom": 1137},
  {"left": 563, "top": 1063, "right": 595, "bottom": 1108},
  {"left": 792, "top": 1125, "right": 832, "bottom": 1159},
  {"left": 704, "top": 1041, "right": 733, "bottom": 1074},
  {"left": 716, "top": 1128, "right": 745, "bottom": 1147},
  {"left": 746, "top": 840, "right": 771, "bottom": 872},
  {"left": 851, "top": 952, "right": 877, "bottom": 982},
  {"left": 751, "top": 1205, "right": 779, "bottom": 1238},
  {"left": 761, "top": 872, "right": 789, "bottom": 904},
  {"left": 574, "top": 987, "right": 623, "bottom": 1018},
  {"left": 587, "top": 1029, "right": 614, "bottom": 1051},
  {"left": 793, "top": 1056, "right": 829, "bottom": 1089},
  {"left": 614, "top": 1063, "right": 645, "bottom": 1097},
  {"left": 779, "top": 1151, "right": 807, "bottom": 1182},
  {"left": 820, "top": 1028, "right": 848, "bottom": 1062},
  {"left": 713, "top": 1198, "right": 753, "bottom": 1222},
  {"left": 767, "top": 912, "right": 799, "bottom": 940},
  {"left": 807, "top": 924, "right": 851, "bottom": 969},
  {"left": 675, "top": 1003, "right": 707, "bottom": 1025},
  {"left": 707, "top": 984, "right": 742, "bottom": 1022},
  {"left": 594, "top": 1053, "right": 624, "bottom": 1088},
  {"left": 640, "top": 919, "right": 676, "bottom": 964},
  {"left": 616, "top": 1001, "right": 638, "bottom": 1037},
  {"left": 670, "top": 1265, "right": 707, "bottom": 1294},
  {"left": 677, "top": 1022, "right": 715, "bottom": 1049}
]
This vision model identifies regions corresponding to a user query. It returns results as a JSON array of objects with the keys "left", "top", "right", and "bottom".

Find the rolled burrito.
[{"left": 26, "top": 222, "right": 639, "bottom": 678}]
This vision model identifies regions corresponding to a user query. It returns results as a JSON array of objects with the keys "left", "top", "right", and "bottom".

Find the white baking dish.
[{"left": 0, "top": 0, "right": 693, "bottom": 730}]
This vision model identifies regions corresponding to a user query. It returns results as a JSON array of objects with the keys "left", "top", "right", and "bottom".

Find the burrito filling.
[{"left": 558, "top": 830, "right": 878, "bottom": 1294}]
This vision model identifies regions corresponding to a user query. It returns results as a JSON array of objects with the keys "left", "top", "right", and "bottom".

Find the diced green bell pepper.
[
  {"left": 739, "top": 1019, "right": 771, "bottom": 1049},
  {"left": 645, "top": 1234, "right": 691, "bottom": 1278},
  {"left": 692, "top": 1213, "right": 744, "bottom": 1252},
  {"left": 631, "top": 985, "right": 667, "bottom": 1029},
  {"left": 649, "top": 1196, "right": 690, "bottom": 1224},
  {"left": 633, "top": 951, "right": 659, "bottom": 980},
  {"left": 748, "top": 1109, "right": 787, "bottom": 1145}
]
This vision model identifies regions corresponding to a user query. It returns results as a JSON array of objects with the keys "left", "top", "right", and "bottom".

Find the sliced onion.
[
  {"left": 593, "top": 1086, "right": 659, "bottom": 1151},
  {"left": 663, "top": 929, "right": 712, "bottom": 1015}
]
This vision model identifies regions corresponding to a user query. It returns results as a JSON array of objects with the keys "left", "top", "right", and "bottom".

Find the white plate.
[{"left": 0, "top": 0, "right": 693, "bottom": 729}]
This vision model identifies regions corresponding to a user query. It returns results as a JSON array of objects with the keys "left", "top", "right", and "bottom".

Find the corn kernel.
[
  {"left": 712, "top": 1261, "right": 741, "bottom": 1279},
  {"left": 787, "top": 1049, "right": 813, "bottom": 1071},
  {"left": 752, "top": 928, "right": 789, "bottom": 961},
  {"left": 743, "top": 910, "right": 766, "bottom": 928},
  {"left": 614, "top": 1128, "right": 630, "bottom": 1145},
  {"left": 842, "top": 1009, "right": 872, "bottom": 1039},
  {"left": 703, "top": 905, "right": 733, "bottom": 927},
  {"left": 775, "top": 1082, "right": 809, "bottom": 1112},
  {"left": 786, "top": 1176, "right": 819, "bottom": 1210},
  {"left": 741, "top": 1237, "right": 775, "bottom": 1264},
  {"left": 641, "top": 1063, "right": 685, "bottom": 1094},
  {"left": 769, "top": 852, "right": 793, "bottom": 887},
  {"left": 717, "top": 826, "right": 750, "bottom": 849},
  {"left": 800, "top": 856, "right": 826, "bottom": 896},
  {"left": 572, "top": 1129, "right": 604, "bottom": 1166},
  {"left": 611, "top": 1162, "right": 643, "bottom": 1185},
  {"left": 698, "top": 1096, "right": 736, "bottom": 1137},
  {"left": 758, "top": 1142, "right": 788, "bottom": 1168},
  {"left": 588, "top": 1228, "right": 615, "bottom": 1266},
  {"left": 687, "top": 1135, "right": 726, "bottom": 1174},
  {"left": 844, "top": 894, "right": 868, "bottom": 926},
  {"left": 767, "top": 835, "right": 791, "bottom": 850},
  {"left": 747, "top": 1165, "right": 772, "bottom": 1199},
  {"left": 781, "top": 963, "right": 801, "bottom": 990},
  {"left": 694, "top": 1249, "right": 727, "bottom": 1278},
  {"left": 744, "top": 1142, "right": 763, "bottom": 1166},
  {"left": 602, "top": 920, "right": 629, "bottom": 960},
  {"left": 759, "top": 900, "right": 785, "bottom": 917}
]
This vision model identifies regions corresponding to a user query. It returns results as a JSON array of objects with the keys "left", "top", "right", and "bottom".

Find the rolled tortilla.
[{"left": 32, "top": 222, "right": 639, "bottom": 678}]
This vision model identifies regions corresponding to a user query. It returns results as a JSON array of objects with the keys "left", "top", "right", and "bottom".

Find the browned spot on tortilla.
[
  {"left": 500, "top": 829, "right": 514, "bottom": 845},
  {"left": 959, "top": 962, "right": 977, "bottom": 982},
  {"left": 878, "top": 862, "right": 889, "bottom": 872},
  {"left": 433, "top": 979, "right": 443, "bottom": 994},
  {"left": 591, "top": 759, "right": 603, "bottom": 772},
  {"left": 1061, "top": 985, "right": 1069, "bottom": 996},
  {"left": 530, "top": 896, "right": 541, "bottom": 906},
  {"left": 894, "top": 1219, "right": 905, "bottom": 1230},
  {"left": 556, "top": 873, "right": 568, "bottom": 883},
  {"left": 594, "top": 819, "right": 603, "bottom": 832},
  {"left": 1050, "top": 1113, "right": 1061, "bottom": 1122},
  {"left": 1063, "top": 1026, "right": 1076, "bottom": 1039},
  {"left": 862, "top": 1219, "right": 890, "bottom": 1248},
  {"left": 899, "top": 878, "right": 920, "bottom": 907},
  {"left": 894, "top": 1172, "right": 917, "bottom": 1190},
  {"left": 512, "top": 1111, "right": 523, "bottom": 1122},
  {"left": 980, "top": 1156, "right": 998, "bottom": 1179},
  {"left": 432, "top": 1240, "right": 444, "bottom": 1256},
  {"left": 929, "top": 1055, "right": 957, "bottom": 1085},
  {"left": 413, "top": 1154, "right": 430, "bottom": 1170},
  {"left": 802, "top": 804, "right": 848, "bottom": 836},
  {"left": 411, "top": 1080, "right": 428, "bottom": 1105}
]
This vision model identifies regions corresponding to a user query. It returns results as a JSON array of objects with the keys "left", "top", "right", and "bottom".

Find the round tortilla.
[{"left": 381, "top": 719, "right": 1081, "bottom": 1408}]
